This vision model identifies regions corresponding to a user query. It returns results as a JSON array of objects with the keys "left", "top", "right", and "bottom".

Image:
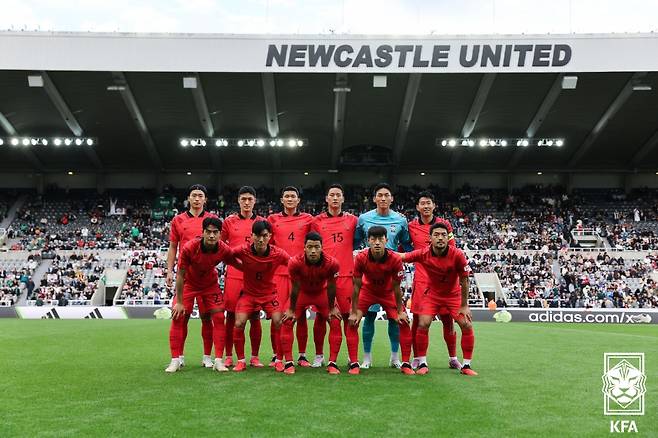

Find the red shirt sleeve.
[
  {"left": 391, "top": 254, "right": 404, "bottom": 281},
  {"left": 456, "top": 249, "right": 471, "bottom": 278},
  {"left": 220, "top": 216, "right": 231, "bottom": 243},
  {"left": 169, "top": 216, "right": 180, "bottom": 243},
  {"left": 277, "top": 247, "right": 290, "bottom": 266},
  {"left": 328, "top": 258, "right": 340, "bottom": 283},
  {"left": 404, "top": 248, "right": 425, "bottom": 263},
  {"left": 288, "top": 257, "right": 301, "bottom": 281},
  {"left": 353, "top": 252, "right": 364, "bottom": 278},
  {"left": 267, "top": 215, "right": 277, "bottom": 245},
  {"left": 310, "top": 215, "right": 321, "bottom": 233},
  {"left": 178, "top": 241, "right": 191, "bottom": 271},
  {"left": 219, "top": 241, "right": 234, "bottom": 264}
]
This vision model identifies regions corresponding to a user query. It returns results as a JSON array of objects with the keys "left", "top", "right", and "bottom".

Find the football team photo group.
[{"left": 164, "top": 183, "right": 476, "bottom": 377}]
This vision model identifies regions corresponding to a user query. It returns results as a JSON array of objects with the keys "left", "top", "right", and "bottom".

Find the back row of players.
[{"left": 164, "top": 183, "right": 476, "bottom": 376}]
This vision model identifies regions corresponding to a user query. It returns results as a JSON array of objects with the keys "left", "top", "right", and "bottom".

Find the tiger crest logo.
[{"left": 602, "top": 353, "right": 646, "bottom": 416}]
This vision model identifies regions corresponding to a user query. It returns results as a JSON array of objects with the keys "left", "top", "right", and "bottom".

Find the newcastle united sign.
[{"left": 1, "top": 32, "right": 658, "bottom": 73}]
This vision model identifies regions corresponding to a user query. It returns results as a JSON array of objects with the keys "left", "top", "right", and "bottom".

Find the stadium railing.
[
  {"left": 116, "top": 298, "right": 172, "bottom": 306},
  {"left": 26, "top": 299, "right": 91, "bottom": 306}
]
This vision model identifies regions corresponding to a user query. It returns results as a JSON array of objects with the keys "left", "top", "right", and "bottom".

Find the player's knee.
[
  {"left": 234, "top": 319, "right": 247, "bottom": 329},
  {"left": 457, "top": 318, "right": 472, "bottom": 331},
  {"left": 418, "top": 319, "right": 432, "bottom": 330}
]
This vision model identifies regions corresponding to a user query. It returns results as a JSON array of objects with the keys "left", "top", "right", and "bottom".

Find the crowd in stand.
[
  {"left": 470, "top": 252, "right": 556, "bottom": 300},
  {"left": 118, "top": 250, "right": 170, "bottom": 304},
  {"left": 32, "top": 253, "right": 102, "bottom": 305},
  {"left": 556, "top": 252, "right": 658, "bottom": 309}
]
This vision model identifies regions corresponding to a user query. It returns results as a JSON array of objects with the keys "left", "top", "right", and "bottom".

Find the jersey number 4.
[{"left": 288, "top": 232, "right": 295, "bottom": 241}]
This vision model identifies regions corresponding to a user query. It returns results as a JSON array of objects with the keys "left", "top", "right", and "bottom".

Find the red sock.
[
  {"left": 180, "top": 318, "right": 188, "bottom": 356},
  {"left": 280, "top": 320, "right": 295, "bottom": 362},
  {"left": 313, "top": 314, "right": 326, "bottom": 355},
  {"left": 345, "top": 323, "right": 360, "bottom": 364},
  {"left": 399, "top": 320, "right": 412, "bottom": 363},
  {"left": 225, "top": 312, "right": 235, "bottom": 357},
  {"left": 274, "top": 324, "right": 283, "bottom": 361},
  {"left": 249, "top": 316, "right": 262, "bottom": 357},
  {"left": 411, "top": 314, "right": 419, "bottom": 357},
  {"left": 233, "top": 326, "right": 246, "bottom": 361},
  {"left": 415, "top": 326, "right": 429, "bottom": 357},
  {"left": 296, "top": 314, "right": 308, "bottom": 355},
  {"left": 270, "top": 323, "right": 277, "bottom": 356},
  {"left": 328, "top": 318, "right": 342, "bottom": 363},
  {"left": 201, "top": 318, "right": 213, "bottom": 356},
  {"left": 169, "top": 315, "right": 188, "bottom": 358},
  {"left": 211, "top": 312, "right": 225, "bottom": 356},
  {"left": 441, "top": 314, "right": 457, "bottom": 357},
  {"left": 461, "top": 327, "right": 475, "bottom": 360}
]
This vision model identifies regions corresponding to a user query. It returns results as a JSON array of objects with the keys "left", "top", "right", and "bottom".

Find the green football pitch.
[{"left": 1, "top": 320, "right": 656, "bottom": 437}]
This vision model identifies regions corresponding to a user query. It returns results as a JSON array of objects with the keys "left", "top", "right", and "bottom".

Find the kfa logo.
[{"left": 603, "top": 353, "right": 646, "bottom": 433}]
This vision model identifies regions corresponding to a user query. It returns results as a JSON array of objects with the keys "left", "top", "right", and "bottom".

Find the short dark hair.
[
  {"left": 373, "top": 183, "right": 392, "bottom": 197},
  {"left": 202, "top": 216, "right": 222, "bottom": 231},
  {"left": 252, "top": 220, "right": 272, "bottom": 235},
  {"left": 416, "top": 191, "right": 435, "bottom": 205},
  {"left": 430, "top": 221, "right": 450, "bottom": 235},
  {"left": 367, "top": 226, "right": 387, "bottom": 239},
  {"left": 327, "top": 183, "right": 344, "bottom": 194},
  {"left": 238, "top": 186, "right": 256, "bottom": 197},
  {"left": 304, "top": 231, "right": 323, "bottom": 244},
  {"left": 189, "top": 184, "right": 208, "bottom": 197},
  {"left": 281, "top": 186, "right": 300, "bottom": 197}
]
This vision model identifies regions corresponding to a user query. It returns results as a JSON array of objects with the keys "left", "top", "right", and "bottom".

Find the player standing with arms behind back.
[
  {"left": 311, "top": 183, "right": 359, "bottom": 368},
  {"left": 267, "top": 186, "right": 314, "bottom": 367},
  {"left": 355, "top": 183, "right": 412, "bottom": 369},
  {"left": 166, "top": 184, "right": 218, "bottom": 369},
  {"left": 221, "top": 186, "right": 264, "bottom": 368},
  {"left": 407, "top": 191, "right": 461, "bottom": 370}
]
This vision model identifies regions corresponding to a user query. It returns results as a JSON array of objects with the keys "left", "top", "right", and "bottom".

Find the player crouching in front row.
[
  {"left": 347, "top": 226, "right": 414, "bottom": 375},
  {"left": 166, "top": 217, "right": 237, "bottom": 373},
  {"left": 401, "top": 221, "right": 477, "bottom": 376},
  {"left": 280, "top": 232, "right": 343, "bottom": 374}
]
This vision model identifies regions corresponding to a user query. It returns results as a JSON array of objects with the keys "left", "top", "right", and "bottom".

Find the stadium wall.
[{"left": 1, "top": 172, "right": 656, "bottom": 191}]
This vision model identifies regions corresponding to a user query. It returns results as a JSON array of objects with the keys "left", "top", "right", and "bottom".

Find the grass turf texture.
[{"left": 1, "top": 320, "right": 656, "bottom": 437}]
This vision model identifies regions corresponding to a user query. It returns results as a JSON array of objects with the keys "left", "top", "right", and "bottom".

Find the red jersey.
[
  {"left": 268, "top": 211, "right": 314, "bottom": 275},
  {"left": 169, "top": 210, "right": 218, "bottom": 249},
  {"left": 178, "top": 237, "right": 234, "bottom": 290},
  {"left": 288, "top": 253, "right": 340, "bottom": 296},
  {"left": 353, "top": 249, "right": 404, "bottom": 294},
  {"left": 405, "top": 245, "right": 470, "bottom": 295},
  {"left": 311, "top": 211, "right": 358, "bottom": 277},
  {"left": 232, "top": 243, "right": 290, "bottom": 297},
  {"left": 221, "top": 212, "right": 265, "bottom": 280},
  {"left": 408, "top": 216, "right": 455, "bottom": 284}
]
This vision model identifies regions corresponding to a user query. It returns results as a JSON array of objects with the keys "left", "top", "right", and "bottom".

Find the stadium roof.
[{"left": 0, "top": 32, "right": 657, "bottom": 173}]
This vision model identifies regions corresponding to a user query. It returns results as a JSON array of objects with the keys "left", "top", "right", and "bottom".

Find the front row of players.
[{"left": 166, "top": 216, "right": 477, "bottom": 376}]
